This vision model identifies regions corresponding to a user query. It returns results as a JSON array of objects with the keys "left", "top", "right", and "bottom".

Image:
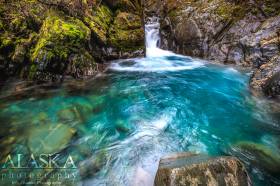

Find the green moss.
[
  {"left": 84, "top": 5, "right": 113, "bottom": 43},
  {"left": 31, "top": 12, "right": 91, "bottom": 63},
  {"left": 256, "top": 0, "right": 280, "bottom": 16},
  {"left": 114, "top": 0, "right": 143, "bottom": 15},
  {"left": 215, "top": 1, "right": 245, "bottom": 21},
  {"left": 28, "top": 64, "right": 38, "bottom": 79},
  {"left": 109, "top": 11, "right": 144, "bottom": 52},
  {"left": 0, "top": 20, "right": 3, "bottom": 31},
  {"left": 12, "top": 33, "right": 37, "bottom": 63},
  {"left": 0, "top": 33, "right": 14, "bottom": 52},
  {"left": 0, "top": 38, "right": 13, "bottom": 50}
]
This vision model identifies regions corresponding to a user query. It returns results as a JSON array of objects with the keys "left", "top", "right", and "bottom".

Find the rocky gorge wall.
[
  {"left": 0, "top": 0, "right": 145, "bottom": 81},
  {"left": 145, "top": 0, "right": 280, "bottom": 98}
]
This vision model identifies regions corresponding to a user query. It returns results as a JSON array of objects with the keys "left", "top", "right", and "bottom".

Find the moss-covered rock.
[
  {"left": 30, "top": 12, "right": 96, "bottom": 79},
  {"left": 31, "top": 12, "right": 90, "bottom": 63},
  {"left": 109, "top": 11, "right": 144, "bottom": 52},
  {"left": 84, "top": 5, "right": 113, "bottom": 43},
  {"left": 0, "top": 0, "right": 145, "bottom": 80}
]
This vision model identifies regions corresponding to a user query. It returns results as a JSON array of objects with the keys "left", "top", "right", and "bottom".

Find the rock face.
[
  {"left": 146, "top": 0, "right": 280, "bottom": 98},
  {"left": 250, "top": 55, "right": 280, "bottom": 98},
  {"left": 0, "top": 0, "right": 145, "bottom": 81},
  {"left": 154, "top": 152, "right": 251, "bottom": 186}
]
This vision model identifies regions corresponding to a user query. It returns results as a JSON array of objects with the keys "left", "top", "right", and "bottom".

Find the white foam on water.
[
  {"left": 225, "top": 67, "right": 239, "bottom": 74},
  {"left": 146, "top": 47, "right": 175, "bottom": 58},
  {"left": 110, "top": 59, "right": 204, "bottom": 72}
]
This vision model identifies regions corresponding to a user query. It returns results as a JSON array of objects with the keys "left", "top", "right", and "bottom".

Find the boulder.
[
  {"left": 233, "top": 141, "right": 280, "bottom": 176},
  {"left": 154, "top": 152, "right": 251, "bottom": 186},
  {"left": 108, "top": 11, "right": 145, "bottom": 59},
  {"left": 30, "top": 12, "right": 96, "bottom": 80},
  {"left": 250, "top": 55, "right": 280, "bottom": 98},
  {"left": 27, "top": 123, "right": 76, "bottom": 154}
]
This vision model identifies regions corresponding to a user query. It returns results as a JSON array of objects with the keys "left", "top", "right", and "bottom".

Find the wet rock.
[
  {"left": 233, "top": 141, "right": 280, "bottom": 176},
  {"left": 79, "top": 149, "right": 109, "bottom": 179},
  {"left": 57, "top": 101, "right": 94, "bottom": 124},
  {"left": 31, "top": 112, "right": 49, "bottom": 125},
  {"left": 74, "top": 102, "right": 93, "bottom": 123},
  {"left": 30, "top": 12, "right": 96, "bottom": 80},
  {"left": 250, "top": 55, "right": 280, "bottom": 98},
  {"left": 0, "top": 136, "right": 16, "bottom": 163},
  {"left": 27, "top": 123, "right": 76, "bottom": 154},
  {"left": 115, "top": 119, "right": 131, "bottom": 133},
  {"left": 154, "top": 152, "right": 251, "bottom": 186},
  {"left": 108, "top": 11, "right": 145, "bottom": 59},
  {"left": 57, "top": 107, "right": 79, "bottom": 123}
]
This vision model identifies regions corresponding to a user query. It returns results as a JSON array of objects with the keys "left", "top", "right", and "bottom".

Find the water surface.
[{"left": 0, "top": 53, "right": 279, "bottom": 185}]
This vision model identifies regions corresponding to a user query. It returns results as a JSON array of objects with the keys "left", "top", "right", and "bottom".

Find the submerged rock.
[
  {"left": 79, "top": 149, "right": 109, "bottom": 179},
  {"left": 115, "top": 119, "right": 131, "bottom": 133},
  {"left": 154, "top": 152, "right": 251, "bottom": 186},
  {"left": 57, "top": 108, "right": 79, "bottom": 123},
  {"left": 31, "top": 112, "right": 49, "bottom": 125},
  {"left": 27, "top": 123, "right": 76, "bottom": 154},
  {"left": 233, "top": 141, "right": 280, "bottom": 176}
]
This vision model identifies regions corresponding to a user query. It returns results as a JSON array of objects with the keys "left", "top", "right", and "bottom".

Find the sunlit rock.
[
  {"left": 250, "top": 55, "right": 280, "bottom": 98},
  {"left": 154, "top": 152, "right": 251, "bottom": 186}
]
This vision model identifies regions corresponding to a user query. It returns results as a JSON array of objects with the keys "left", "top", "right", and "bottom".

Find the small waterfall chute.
[{"left": 109, "top": 16, "right": 205, "bottom": 72}]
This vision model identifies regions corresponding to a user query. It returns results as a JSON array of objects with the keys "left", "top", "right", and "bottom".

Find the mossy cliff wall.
[
  {"left": 0, "top": 0, "right": 145, "bottom": 81},
  {"left": 144, "top": 0, "right": 280, "bottom": 98}
]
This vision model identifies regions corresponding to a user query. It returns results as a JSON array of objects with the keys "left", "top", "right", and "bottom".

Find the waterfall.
[
  {"left": 109, "top": 17, "right": 204, "bottom": 72},
  {"left": 144, "top": 16, "right": 174, "bottom": 57},
  {"left": 145, "top": 16, "right": 160, "bottom": 49}
]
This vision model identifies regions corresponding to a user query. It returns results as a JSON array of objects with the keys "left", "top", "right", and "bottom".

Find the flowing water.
[{"left": 0, "top": 19, "right": 280, "bottom": 186}]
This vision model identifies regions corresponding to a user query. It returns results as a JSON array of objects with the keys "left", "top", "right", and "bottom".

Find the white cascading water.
[
  {"left": 145, "top": 16, "right": 160, "bottom": 49},
  {"left": 145, "top": 16, "right": 175, "bottom": 57},
  {"left": 109, "top": 16, "right": 204, "bottom": 72}
]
